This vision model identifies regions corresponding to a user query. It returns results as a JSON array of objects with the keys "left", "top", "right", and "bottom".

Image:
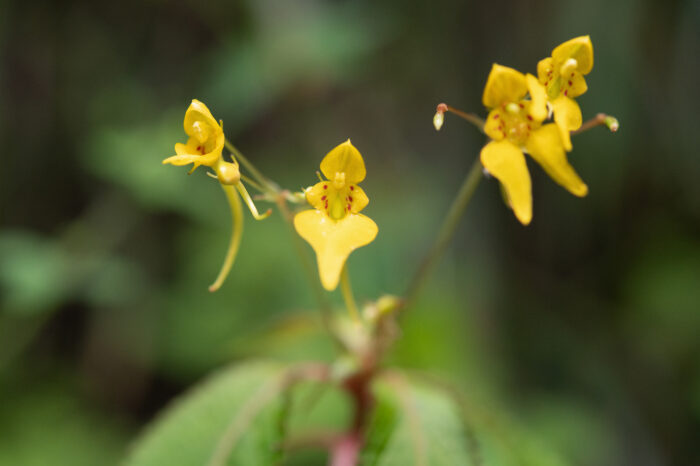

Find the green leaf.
[
  {"left": 361, "top": 372, "right": 478, "bottom": 466},
  {"left": 363, "top": 372, "right": 570, "bottom": 466},
  {"left": 124, "top": 361, "right": 292, "bottom": 466}
]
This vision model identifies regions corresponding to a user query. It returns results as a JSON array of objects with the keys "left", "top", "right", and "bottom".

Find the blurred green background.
[{"left": 1, "top": 0, "right": 699, "bottom": 464}]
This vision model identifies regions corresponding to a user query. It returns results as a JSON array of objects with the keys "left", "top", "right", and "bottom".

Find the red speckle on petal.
[
  {"left": 568, "top": 80, "right": 572, "bottom": 86},
  {"left": 347, "top": 204, "right": 351, "bottom": 210},
  {"left": 527, "top": 115, "right": 533, "bottom": 121},
  {"left": 325, "top": 201, "right": 328, "bottom": 209},
  {"left": 571, "top": 72, "right": 575, "bottom": 77},
  {"left": 349, "top": 196, "right": 353, "bottom": 202},
  {"left": 321, "top": 195, "right": 326, "bottom": 200},
  {"left": 518, "top": 103, "right": 524, "bottom": 109},
  {"left": 323, "top": 185, "right": 327, "bottom": 189},
  {"left": 350, "top": 186, "right": 354, "bottom": 191},
  {"left": 493, "top": 114, "right": 500, "bottom": 119},
  {"left": 564, "top": 90, "right": 568, "bottom": 96}
]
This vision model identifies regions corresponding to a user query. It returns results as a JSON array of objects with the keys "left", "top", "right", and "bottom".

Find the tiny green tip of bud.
[
  {"left": 604, "top": 116, "right": 619, "bottom": 132},
  {"left": 433, "top": 111, "right": 444, "bottom": 131}
]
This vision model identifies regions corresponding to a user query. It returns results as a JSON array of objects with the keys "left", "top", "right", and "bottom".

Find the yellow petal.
[
  {"left": 566, "top": 73, "right": 588, "bottom": 98},
  {"left": 482, "top": 64, "right": 528, "bottom": 109},
  {"left": 349, "top": 185, "right": 369, "bottom": 214},
  {"left": 526, "top": 124, "right": 588, "bottom": 197},
  {"left": 552, "top": 36, "right": 594, "bottom": 75},
  {"left": 537, "top": 57, "right": 553, "bottom": 83},
  {"left": 320, "top": 140, "right": 366, "bottom": 184},
  {"left": 184, "top": 99, "right": 221, "bottom": 142},
  {"left": 484, "top": 109, "right": 506, "bottom": 141},
  {"left": 480, "top": 140, "right": 532, "bottom": 225},
  {"left": 305, "top": 181, "right": 328, "bottom": 211},
  {"left": 294, "top": 210, "right": 378, "bottom": 290},
  {"left": 526, "top": 74, "right": 547, "bottom": 122},
  {"left": 551, "top": 96, "right": 582, "bottom": 151}
]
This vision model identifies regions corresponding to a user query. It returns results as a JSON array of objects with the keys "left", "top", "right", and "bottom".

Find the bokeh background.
[{"left": 1, "top": 0, "right": 699, "bottom": 464}]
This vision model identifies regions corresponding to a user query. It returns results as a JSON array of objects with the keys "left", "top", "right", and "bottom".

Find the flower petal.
[
  {"left": 526, "top": 124, "right": 588, "bottom": 197},
  {"left": 482, "top": 64, "right": 528, "bottom": 109},
  {"left": 526, "top": 74, "right": 548, "bottom": 122},
  {"left": 305, "top": 181, "right": 329, "bottom": 211},
  {"left": 294, "top": 210, "right": 378, "bottom": 290},
  {"left": 537, "top": 57, "right": 553, "bottom": 83},
  {"left": 566, "top": 73, "right": 588, "bottom": 98},
  {"left": 484, "top": 109, "right": 506, "bottom": 141},
  {"left": 184, "top": 100, "right": 221, "bottom": 142},
  {"left": 349, "top": 185, "right": 369, "bottom": 213},
  {"left": 551, "top": 96, "right": 582, "bottom": 151},
  {"left": 552, "top": 36, "right": 594, "bottom": 75},
  {"left": 320, "top": 140, "right": 366, "bottom": 184},
  {"left": 480, "top": 140, "right": 532, "bottom": 225}
]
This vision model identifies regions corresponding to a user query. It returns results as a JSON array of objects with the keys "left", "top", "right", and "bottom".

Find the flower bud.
[{"left": 217, "top": 161, "right": 241, "bottom": 185}]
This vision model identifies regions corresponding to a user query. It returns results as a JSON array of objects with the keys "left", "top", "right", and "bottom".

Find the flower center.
[{"left": 493, "top": 102, "right": 535, "bottom": 146}]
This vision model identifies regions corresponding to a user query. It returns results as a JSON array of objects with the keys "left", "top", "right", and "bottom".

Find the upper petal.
[
  {"left": 551, "top": 96, "right": 583, "bottom": 151},
  {"left": 480, "top": 140, "right": 532, "bottom": 225},
  {"left": 525, "top": 124, "right": 588, "bottom": 197},
  {"left": 552, "top": 36, "right": 594, "bottom": 75},
  {"left": 320, "top": 140, "right": 366, "bottom": 184},
  {"left": 482, "top": 64, "right": 528, "bottom": 109},
  {"left": 526, "top": 74, "right": 548, "bottom": 122},
  {"left": 183, "top": 99, "right": 221, "bottom": 142},
  {"left": 294, "top": 210, "right": 378, "bottom": 290}
]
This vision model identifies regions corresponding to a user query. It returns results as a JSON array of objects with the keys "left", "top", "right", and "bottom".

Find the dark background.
[{"left": 1, "top": 0, "right": 699, "bottom": 464}]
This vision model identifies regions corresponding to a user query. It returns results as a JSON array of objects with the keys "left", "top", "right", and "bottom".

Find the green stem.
[
  {"left": 225, "top": 139, "right": 277, "bottom": 193},
  {"left": 340, "top": 265, "right": 361, "bottom": 323},
  {"left": 403, "top": 157, "right": 483, "bottom": 307},
  {"left": 209, "top": 184, "right": 244, "bottom": 292}
]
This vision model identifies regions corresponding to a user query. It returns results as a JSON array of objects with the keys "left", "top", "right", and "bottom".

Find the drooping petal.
[
  {"left": 526, "top": 124, "right": 588, "bottom": 197},
  {"left": 526, "top": 74, "right": 548, "bottom": 122},
  {"left": 320, "top": 140, "right": 366, "bottom": 184},
  {"left": 294, "top": 210, "right": 378, "bottom": 290},
  {"left": 482, "top": 64, "right": 528, "bottom": 109},
  {"left": 349, "top": 185, "right": 369, "bottom": 213},
  {"left": 552, "top": 36, "right": 594, "bottom": 75},
  {"left": 551, "top": 96, "right": 582, "bottom": 151},
  {"left": 480, "top": 140, "right": 532, "bottom": 225},
  {"left": 183, "top": 100, "right": 221, "bottom": 142}
]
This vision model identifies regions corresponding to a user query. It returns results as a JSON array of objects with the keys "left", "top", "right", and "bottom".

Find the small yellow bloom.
[
  {"left": 537, "top": 36, "right": 594, "bottom": 150},
  {"left": 481, "top": 64, "right": 588, "bottom": 225},
  {"left": 294, "top": 140, "right": 378, "bottom": 291},
  {"left": 162, "top": 99, "right": 225, "bottom": 172}
]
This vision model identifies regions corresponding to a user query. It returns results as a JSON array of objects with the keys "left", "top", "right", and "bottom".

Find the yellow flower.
[
  {"left": 537, "top": 36, "right": 594, "bottom": 151},
  {"left": 162, "top": 99, "right": 225, "bottom": 172},
  {"left": 294, "top": 140, "right": 378, "bottom": 291},
  {"left": 162, "top": 99, "right": 271, "bottom": 292},
  {"left": 481, "top": 64, "right": 588, "bottom": 225}
]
